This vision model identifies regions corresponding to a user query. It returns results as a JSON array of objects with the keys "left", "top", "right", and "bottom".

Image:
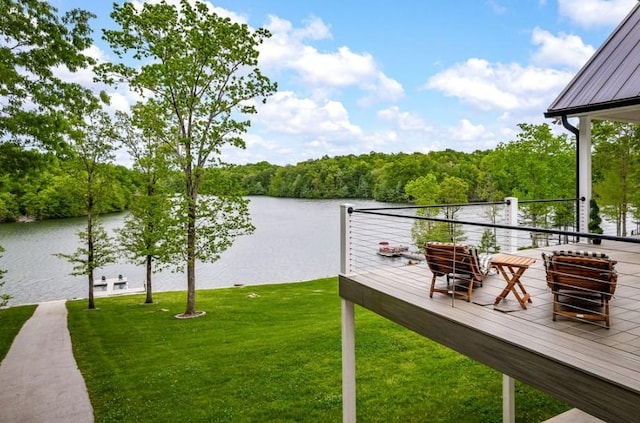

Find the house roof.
[{"left": 545, "top": 2, "right": 640, "bottom": 122}]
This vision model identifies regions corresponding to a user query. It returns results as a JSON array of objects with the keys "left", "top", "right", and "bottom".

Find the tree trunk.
[
  {"left": 87, "top": 272, "right": 95, "bottom": 310},
  {"left": 184, "top": 196, "right": 197, "bottom": 315},
  {"left": 145, "top": 254, "right": 153, "bottom": 304},
  {"left": 87, "top": 212, "right": 95, "bottom": 310}
]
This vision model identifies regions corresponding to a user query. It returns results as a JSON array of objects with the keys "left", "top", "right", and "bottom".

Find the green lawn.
[
  {"left": 0, "top": 304, "right": 36, "bottom": 361},
  {"left": 66, "top": 278, "right": 569, "bottom": 422}
]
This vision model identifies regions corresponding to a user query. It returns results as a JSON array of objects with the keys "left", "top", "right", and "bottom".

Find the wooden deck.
[{"left": 339, "top": 240, "right": 640, "bottom": 422}]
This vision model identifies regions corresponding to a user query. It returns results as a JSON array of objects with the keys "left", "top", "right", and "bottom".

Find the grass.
[
  {"left": 65, "top": 278, "right": 570, "bottom": 422},
  {"left": 0, "top": 304, "right": 37, "bottom": 361}
]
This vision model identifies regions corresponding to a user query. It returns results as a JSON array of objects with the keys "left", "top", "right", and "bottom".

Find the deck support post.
[
  {"left": 505, "top": 197, "right": 518, "bottom": 253},
  {"left": 503, "top": 373, "right": 515, "bottom": 423},
  {"left": 342, "top": 299, "right": 356, "bottom": 423}
]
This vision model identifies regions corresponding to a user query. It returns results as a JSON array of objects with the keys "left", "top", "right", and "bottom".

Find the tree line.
[
  {"left": 218, "top": 123, "right": 576, "bottom": 204},
  {"left": 0, "top": 125, "right": 563, "bottom": 222},
  {"left": 5, "top": 120, "right": 640, "bottom": 238}
]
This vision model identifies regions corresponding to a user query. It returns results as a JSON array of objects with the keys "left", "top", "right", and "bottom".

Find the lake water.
[{"left": 0, "top": 197, "right": 386, "bottom": 306}]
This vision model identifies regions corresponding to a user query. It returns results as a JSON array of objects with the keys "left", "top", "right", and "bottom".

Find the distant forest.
[
  {"left": 3, "top": 121, "right": 640, "bottom": 238},
  {"left": 0, "top": 123, "right": 574, "bottom": 221}
]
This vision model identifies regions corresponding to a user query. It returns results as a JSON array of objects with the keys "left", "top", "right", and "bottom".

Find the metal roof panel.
[{"left": 546, "top": 3, "right": 640, "bottom": 118}]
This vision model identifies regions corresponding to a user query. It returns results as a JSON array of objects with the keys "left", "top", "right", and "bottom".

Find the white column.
[
  {"left": 578, "top": 117, "right": 592, "bottom": 234},
  {"left": 505, "top": 197, "right": 518, "bottom": 253},
  {"left": 340, "top": 204, "right": 354, "bottom": 275},
  {"left": 503, "top": 374, "right": 515, "bottom": 423},
  {"left": 342, "top": 299, "right": 356, "bottom": 423}
]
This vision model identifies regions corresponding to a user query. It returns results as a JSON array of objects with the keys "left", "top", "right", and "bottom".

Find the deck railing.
[{"left": 340, "top": 197, "right": 640, "bottom": 332}]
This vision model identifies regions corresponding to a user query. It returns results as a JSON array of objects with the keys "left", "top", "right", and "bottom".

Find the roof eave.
[{"left": 544, "top": 97, "right": 640, "bottom": 119}]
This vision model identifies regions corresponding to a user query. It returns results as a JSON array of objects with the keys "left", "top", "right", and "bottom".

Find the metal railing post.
[
  {"left": 340, "top": 204, "right": 354, "bottom": 275},
  {"left": 505, "top": 197, "right": 518, "bottom": 253}
]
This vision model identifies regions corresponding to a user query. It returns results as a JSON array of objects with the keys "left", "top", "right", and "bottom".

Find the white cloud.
[
  {"left": 293, "top": 46, "right": 375, "bottom": 86},
  {"left": 361, "top": 130, "right": 400, "bottom": 151},
  {"left": 424, "top": 19, "right": 603, "bottom": 119},
  {"left": 487, "top": 1, "right": 507, "bottom": 15},
  {"left": 83, "top": 45, "right": 109, "bottom": 62},
  {"left": 377, "top": 106, "right": 430, "bottom": 131},
  {"left": 531, "top": 27, "right": 595, "bottom": 69},
  {"left": 449, "top": 119, "right": 493, "bottom": 142},
  {"left": 256, "top": 91, "right": 362, "bottom": 138},
  {"left": 296, "top": 15, "right": 332, "bottom": 40},
  {"left": 260, "top": 15, "right": 404, "bottom": 104},
  {"left": 558, "top": 0, "right": 636, "bottom": 28},
  {"left": 426, "top": 58, "right": 572, "bottom": 112}
]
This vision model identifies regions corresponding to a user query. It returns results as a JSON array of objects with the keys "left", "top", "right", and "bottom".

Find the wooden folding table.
[{"left": 491, "top": 254, "right": 536, "bottom": 310}]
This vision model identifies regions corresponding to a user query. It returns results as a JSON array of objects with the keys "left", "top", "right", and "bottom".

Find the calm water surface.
[{"left": 0, "top": 197, "right": 386, "bottom": 306}]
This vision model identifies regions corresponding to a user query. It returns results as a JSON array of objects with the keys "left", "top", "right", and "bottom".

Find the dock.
[{"left": 93, "top": 276, "right": 145, "bottom": 297}]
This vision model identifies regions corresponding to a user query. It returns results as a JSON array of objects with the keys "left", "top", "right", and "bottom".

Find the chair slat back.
[
  {"left": 549, "top": 255, "right": 617, "bottom": 297},
  {"left": 424, "top": 242, "right": 484, "bottom": 282}
]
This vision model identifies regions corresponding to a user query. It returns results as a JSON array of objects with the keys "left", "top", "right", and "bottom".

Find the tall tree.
[
  {"left": 481, "top": 123, "right": 574, "bottom": 241},
  {"left": 56, "top": 110, "right": 118, "bottom": 309},
  {"left": 405, "top": 174, "right": 451, "bottom": 246},
  {"left": 592, "top": 120, "right": 640, "bottom": 236},
  {"left": 438, "top": 176, "right": 469, "bottom": 241},
  {"left": 116, "top": 108, "right": 173, "bottom": 304},
  {"left": 1, "top": 0, "right": 96, "bottom": 150},
  {"left": 99, "top": 0, "right": 277, "bottom": 317}
]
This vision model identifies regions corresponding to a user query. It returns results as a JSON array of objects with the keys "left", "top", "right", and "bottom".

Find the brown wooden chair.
[
  {"left": 424, "top": 242, "right": 486, "bottom": 302},
  {"left": 542, "top": 251, "right": 617, "bottom": 328}
]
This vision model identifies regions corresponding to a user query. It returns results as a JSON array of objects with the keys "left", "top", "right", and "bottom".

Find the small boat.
[{"left": 377, "top": 241, "right": 409, "bottom": 257}]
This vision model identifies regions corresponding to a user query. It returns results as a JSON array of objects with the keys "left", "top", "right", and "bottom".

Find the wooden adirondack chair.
[
  {"left": 424, "top": 242, "right": 486, "bottom": 302},
  {"left": 542, "top": 251, "right": 617, "bottom": 328}
]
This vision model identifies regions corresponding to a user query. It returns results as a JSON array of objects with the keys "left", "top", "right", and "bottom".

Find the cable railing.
[{"left": 339, "top": 198, "right": 640, "bottom": 337}]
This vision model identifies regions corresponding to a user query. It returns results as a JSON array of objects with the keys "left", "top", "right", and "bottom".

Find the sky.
[{"left": 52, "top": 0, "right": 639, "bottom": 166}]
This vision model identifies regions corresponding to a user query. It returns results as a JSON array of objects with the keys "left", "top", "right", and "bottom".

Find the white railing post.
[
  {"left": 340, "top": 204, "right": 354, "bottom": 275},
  {"left": 342, "top": 299, "right": 356, "bottom": 423},
  {"left": 505, "top": 197, "right": 518, "bottom": 253},
  {"left": 578, "top": 116, "right": 592, "bottom": 234},
  {"left": 503, "top": 374, "right": 515, "bottom": 423}
]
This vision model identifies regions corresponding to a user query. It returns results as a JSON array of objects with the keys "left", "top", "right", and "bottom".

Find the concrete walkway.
[{"left": 0, "top": 300, "right": 94, "bottom": 422}]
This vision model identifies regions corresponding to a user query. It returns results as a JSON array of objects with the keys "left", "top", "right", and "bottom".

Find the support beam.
[
  {"left": 578, "top": 117, "right": 592, "bottom": 234},
  {"left": 342, "top": 299, "right": 356, "bottom": 423},
  {"left": 503, "top": 374, "right": 515, "bottom": 423}
]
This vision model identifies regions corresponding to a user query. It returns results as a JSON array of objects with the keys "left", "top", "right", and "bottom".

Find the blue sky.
[{"left": 54, "top": 0, "right": 638, "bottom": 165}]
